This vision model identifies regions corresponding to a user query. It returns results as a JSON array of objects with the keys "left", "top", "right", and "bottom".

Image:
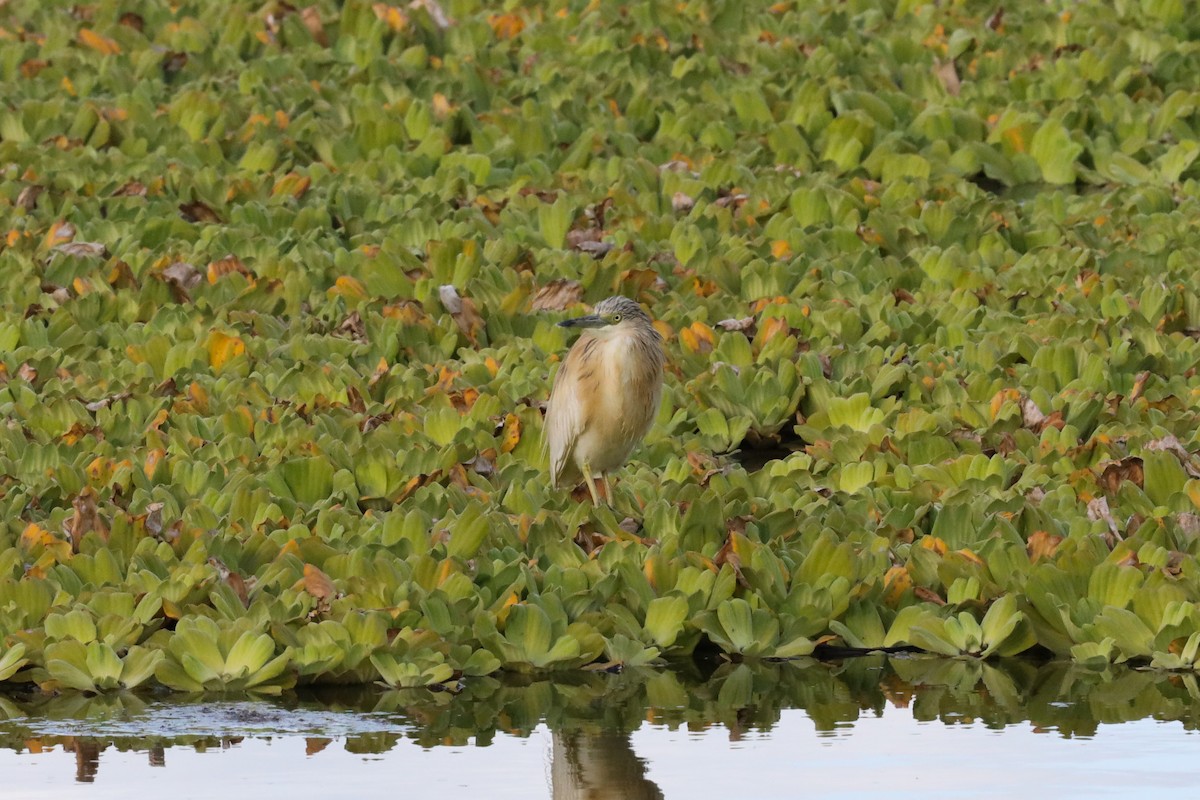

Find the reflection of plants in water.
[{"left": 3, "top": 658, "right": 1200, "bottom": 768}]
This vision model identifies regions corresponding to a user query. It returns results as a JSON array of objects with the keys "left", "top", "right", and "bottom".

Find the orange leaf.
[
  {"left": 43, "top": 220, "right": 76, "bottom": 249},
  {"left": 207, "top": 331, "right": 246, "bottom": 372},
  {"left": 919, "top": 536, "right": 947, "bottom": 556},
  {"left": 770, "top": 239, "right": 791, "bottom": 259},
  {"left": 499, "top": 412, "right": 522, "bottom": 453},
  {"left": 271, "top": 172, "right": 311, "bottom": 199},
  {"left": 679, "top": 321, "right": 715, "bottom": 354},
  {"left": 207, "top": 255, "right": 249, "bottom": 284},
  {"left": 302, "top": 564, "right": 336, "bottom": 600},
  {"left": 435, "top": 558, "right": 456, "bottom": 586},
  {"left": 372, "top": 3, "right": 409, "bottom": 31},
  {"left": 754, "top": 316, "right": 789, "bottom": 348},
  {"left": 19, "top": 523, "right": 52, "bottom": 550},
  {"left": 78, "top": 29, "right": 121, "bottom": 55},
  {"left": 1027, "top": 530, "right": 1062, "bottom": 563},
  {"left": 883, "top": 565, "right": 912, "bottom": 605},
  {"left": 330, "top": 275, "right": 367, "bottom": 300},
  {"left": 488, "top": 12, "right": 525, "bottom": 39}
]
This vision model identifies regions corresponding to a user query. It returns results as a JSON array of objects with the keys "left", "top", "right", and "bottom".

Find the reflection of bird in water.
[{"left": 551, "top": 730, "right": 663, "bottom": 800}]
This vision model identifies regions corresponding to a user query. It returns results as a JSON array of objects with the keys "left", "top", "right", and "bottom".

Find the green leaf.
[{"left": 1029, "top": 120, "right": 1083, "bottom": 185}]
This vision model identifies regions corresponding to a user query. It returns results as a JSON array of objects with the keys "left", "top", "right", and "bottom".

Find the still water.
[{"left": 1, "top": 656, "right": 1198, "bottom": 799}]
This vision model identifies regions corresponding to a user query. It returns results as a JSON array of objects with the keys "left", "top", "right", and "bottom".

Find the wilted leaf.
[
  {"left": 530, "top": 279, "right": 584, "bottom": 311},
  {"left": 933, "top": 59, "right": 960, "bottom": 95},
  {"left": 78, "top": 29, "right": 121, "bottom": 55},
  {"left": 439, "top": 285, "right": 484, "bottom": 345},
  {"left": 1099, "top": 457, "right": 1144, "bottom": 495}
]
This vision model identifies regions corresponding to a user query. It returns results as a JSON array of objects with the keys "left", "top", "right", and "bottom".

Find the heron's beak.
[{"left": 558, "top": 314, "right": 606, "bottom": 329}]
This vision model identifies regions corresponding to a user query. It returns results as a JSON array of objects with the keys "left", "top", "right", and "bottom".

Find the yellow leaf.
[
  {"left": 372, "top": 3, "right": 409, "bottom": 31},
  {"left": 499, "top": 413, "right": 522, "bottom": 453},
  {"left": 86, "top": 457, "right": 112, "bottom": 485},
  {"left": 208, "top": 331, "right": 246, "bottom": 372},
  {"left": 432, "top": 92, "right": 453, "bottom": 119},
  {"left": 20, "top": 523, "right": 52, "bottom": 550},
  {"left": 955, "top": 548, "right": 984, "bottom": 566},
  {"left": 271, "top": 172, "right": 311, "bottom": 199},
  {"left": 144, "top": 448, "right": 166, "bottom": 479},
  {"left": 78, "top": 29, "right": 121, "bottom": 55},
  {"left": 435, "top": 558, "right": 455, "bottom": 587},
  {"left": 330, "top": 275, "right": 367, "bottom": 299},
  {"left": 919, "top": 536, "right": 947, "bottom": 556}
]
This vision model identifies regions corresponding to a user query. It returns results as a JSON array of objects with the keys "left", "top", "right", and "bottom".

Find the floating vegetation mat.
[{"left": 1, "top": 0, "right": 1200, "bottom": 693}]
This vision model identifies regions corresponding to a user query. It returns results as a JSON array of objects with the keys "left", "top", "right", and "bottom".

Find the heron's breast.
[{"left": 594, "top": 335, "right": 661, "bottom": 432}]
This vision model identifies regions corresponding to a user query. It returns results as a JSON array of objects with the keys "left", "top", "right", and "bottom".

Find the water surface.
[{"left": 2, "top": 656, "right": 1198, "bottom": 799}]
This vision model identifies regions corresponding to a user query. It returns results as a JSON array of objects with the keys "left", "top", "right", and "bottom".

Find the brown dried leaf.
[
  {"left": 1127, "top": 370, "right": 1151, "bottom": 404},
  {"left": 438, "top": 284, "right": 484, "bottom": 345},
  {"left": 1026, "top": 530, "right": 1062, "bottom": 563},
  {"left": 576, "top": 240, "right": 614, "bottom": 259},
  {"left": 17, "top": 185, "right": 43, "bottom": 210},
  {"left": 66, "top": 488, "right": 106, "bottom": 552},
  {"left": 143, "top": 502, "right": 164, "bottom": 537},
  {"left": 179, "top": 201, "right": 221, "bottom": 223},
  {"left": 565, "top": 228, "right": 601, "bottom": 248},
  {"left": 208, "top": 557, "right": 249, "bottom": 607},
  {"left": 986, "top": 7, "right": 1004, "bottom": 31},
  {"left": 1146, "top": 434, "right": 1200, "bottom": 477},
  {"left": 1178, "top": 513, "right": 1200, "bottom": 540},
  {"left": 714, "top": 192, "right": 748, "bottom": 209},
  {"left": 1020, "top": 396, "right": 1046, "bottom": 430},
  {"left": 52, "top": 241, "right": 108, "bottom": 259},
  {"left": 530, "top": 279, "right": 584, "bottom": 312},
  {"left": 337, "top": 310, "right": 367, "bottom": 342},
  {"left": 84, "top": 390, "right": 131, "bottom": 412},
  {"left": 302, "top": 563, "right": 337, "bottom": 600},
  {"left": 1087, "top": 496, "right": 1122, "bottom": 547},
  {"left": 715, "top": 316, "right": 756, "bottom": 333},
  {"left": 672, "top": 192, "right": 695, "bottom": 213},
  {"left": 162, "top": 262, "right": 202, "bottom": 303},
  {"left": 301, "top": 6, "right": 327, "bottom": 44},
  {"left": 1098, "top": 456, "right": 1144, "bottom": 495},
  {"left": 934, "top": 59, "right": 961, "bottom": 96},
  {"left": 914, "top": 586, "right": 946, "bottom": 606},
  {"left": 112, "top": 180, "right": 147, "bottom": 197},
  {"left": 409, "top": 0, "right": 452, "bottom": 29}
]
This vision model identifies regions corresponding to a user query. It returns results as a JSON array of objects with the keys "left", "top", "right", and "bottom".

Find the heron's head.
[{"left": 557, "top": 296, "right": 654, "bottom": 340}]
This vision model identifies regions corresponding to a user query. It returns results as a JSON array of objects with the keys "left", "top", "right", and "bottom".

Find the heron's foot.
[{"left": 581, "top": 462, "right": 604, "bottom": 507}]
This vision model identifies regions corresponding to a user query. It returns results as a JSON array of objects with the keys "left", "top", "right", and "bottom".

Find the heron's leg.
[
  {"left": 581, "top": 462, "right": 602, "bottom": 507},
  {"left": 601, "top": 473, "right": 613, "bottom": 505}
]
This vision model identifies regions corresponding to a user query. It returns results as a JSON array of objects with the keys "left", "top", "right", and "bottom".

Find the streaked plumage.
[{"left": 545, "top": 296, "right": 665, "bottom": 504}]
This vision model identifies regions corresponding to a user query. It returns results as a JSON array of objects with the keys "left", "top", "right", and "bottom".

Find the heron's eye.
[{"left": 611, "top": 314, "right": 622, "bottom": 323}]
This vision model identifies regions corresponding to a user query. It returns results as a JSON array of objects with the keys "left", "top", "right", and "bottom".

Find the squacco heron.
[{"left": 546, "top": 296, "right": 665, "bottom": 505}]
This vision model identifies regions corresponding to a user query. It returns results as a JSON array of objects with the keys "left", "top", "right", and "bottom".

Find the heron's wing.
[{"left": 545, "top": 351, "right": 585, "bottom": 487}]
